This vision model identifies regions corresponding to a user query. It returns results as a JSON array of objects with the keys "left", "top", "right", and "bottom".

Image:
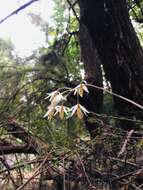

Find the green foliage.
[
  {"left": 0, "top": 1, "right": 143, "bottom": 189},
  {"left": 0, "top": 0, "right": 142, "bottom": 150},
  {"left": 52, "top": 0, "right": 69, "bottom": 33}
]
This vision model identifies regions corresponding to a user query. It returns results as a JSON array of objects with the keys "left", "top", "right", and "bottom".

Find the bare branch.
[
  {"left": 0, "top": 0, "right": 39, "bottom": 24},
  {"left": 118, "top": 129, "right": 134, "bottom": 157},
  {"left": 17, "top": 155, "right": 49, "bottom": 190},
  {"left": 0, "top": 117, "right": 41, "bottom": 154},
  {"left": 87, "top": 84, "right": 143, "bottom": 110},
  {"left": 0, "top": 144, "right": 37, "bottom": 155},
  {"left": 67, "top": 0, "right": 80, "bottom": 23},
  {"left": 0, "top": 157, "right": 17, "bottom": 188}
]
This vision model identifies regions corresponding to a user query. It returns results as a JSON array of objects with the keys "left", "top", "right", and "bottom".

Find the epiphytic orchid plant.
[
  {"left": 43, "top": 80, "right": 143, "bottom": 120},
  {"left": 44, "top": 81, "right": 90, "bottom": 120}
]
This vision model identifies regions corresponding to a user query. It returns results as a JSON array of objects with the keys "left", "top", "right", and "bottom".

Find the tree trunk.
[
  {"left": 79, "top": 2, "right": 103, "bottom": 136},
  {"left": 79, "top": 0, "right": 143, "bottom": 130}
]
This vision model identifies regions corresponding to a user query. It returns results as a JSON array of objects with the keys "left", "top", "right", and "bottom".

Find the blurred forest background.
[{"left": 0, "top": 0, "right": 143, "bottom": 189}]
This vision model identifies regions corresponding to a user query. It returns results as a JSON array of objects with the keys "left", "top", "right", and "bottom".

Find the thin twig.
[
  {"left": 136, "top": 183, "right": 143, "bottom": 190},
  {"left": 67, "top": 0, "right": 80, "bottom": 23},
  {"left": 0, "top": 157, "right": 17, "bottom": 189},
  {"left": 112, "top": 169, "right": 143, "bottom": 181},
  {"left": 118, "top": 129, "right": 134, "bottom": 157},
  {"left": 76, "top": 151, "right": 92, "bottom": 187},
  {"left": 17, "top": 155, "right": 49, "bottom": 190},
  {"left": 109, "top": 157, "right": 142, "bottom": 168},
  {"left": 0, "top": 159, "right": 44, "bottom": 174},
  {"left": 59, "top": 83, "right": 143, "bottom": 109},
  {"left": 87, "top": 84, "right": 143, "bottom": 110},
  {"left": 92, "top": 112, "right": 143, "bottom": 124},
  {"left": 0, "top": 0, "right": 39, "bottom": 24},
  {"left": 63, "top": 158, "right": 66, "bottom": 190}
]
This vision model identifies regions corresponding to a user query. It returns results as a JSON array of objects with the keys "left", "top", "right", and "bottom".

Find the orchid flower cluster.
[{"left": 44, "top": 82, "right": 90, "bottom": 120}]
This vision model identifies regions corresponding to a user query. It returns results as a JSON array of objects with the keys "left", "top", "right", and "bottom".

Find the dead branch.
[
  {"left": 118, "top": 129, "right": 134, "bottom": 157},
  {"left": 0, "top": 144, "right": 37, "bottom": 155},
  {"left": 0, "top": 117, "right": 41, "bottom": 154},
  {"left": 17, "top": 155, "right": 49, "bottom": 190},
  {"left": 0, "top": 157, "right": 17, "bottom": 189}
]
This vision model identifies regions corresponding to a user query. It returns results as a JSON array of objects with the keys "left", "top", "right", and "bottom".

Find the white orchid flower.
[
  {"left": 71, "top": 104, "right": 90, "bottom": 119},
  {"left": 73, "top": 83, "right": 89, "bottom": 97},
  {"left": 43, "top": 105, "right": 55, "bottom": 120},
  {"left": 45, "top": 90, "right": 66, "bottom": 107},
  {"left": 54, "top": 105, "right": 70, "bottom": 119},
  {"left": 45, "top": 90, "right": 59, "bottom": 101}
]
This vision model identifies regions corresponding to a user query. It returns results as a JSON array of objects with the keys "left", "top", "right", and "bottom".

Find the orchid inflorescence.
[{"left": 44, "top": 81, "right": 90, "bottom": 120}]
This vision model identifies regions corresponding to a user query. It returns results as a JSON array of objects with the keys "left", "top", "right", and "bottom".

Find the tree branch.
[
  {"left": 67, "top": 0, "right": 80, "bottom": 23},
  {"left": 0, "top": 144, "right": 37, "bottom": 155},
  {"left": 0, "top": 117, "right": 40, "bottom": 154},
  {"left": 0, "top": 157, "right": 17, "bottom": 188},
  {"left": 0, "top": 0, "right": 39, "bottom": 24}
]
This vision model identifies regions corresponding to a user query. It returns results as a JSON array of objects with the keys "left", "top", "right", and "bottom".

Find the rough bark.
[
  {"left": 79, "top": 0, "right": 143, "bottom": 130},
  {"left": 79, "top": 2, "right": 103, "bottom": 136}
]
